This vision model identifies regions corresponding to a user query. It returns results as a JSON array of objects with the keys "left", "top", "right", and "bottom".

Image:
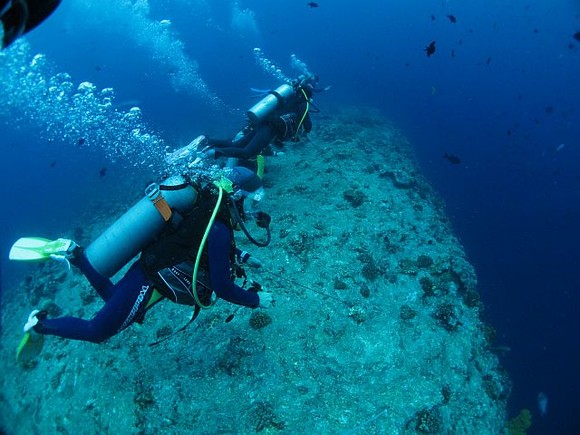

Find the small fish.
[
  {"left": 538, "top": 392, "right": 548, "bottom": 417},
  {"left": 555, "top": 143, "right": 566, "bottom": 152},
  {"left": 451, "top": 49, "right": 455, "bottom": 58},
  {"left": 99, "top": 167, "right": 107, "bottom": 177},
  {"left": 447, "top": 14, "right": 457, "bottom": 23},
  {"left": 78, "top": 137, "right": 86, "bottom": 146},
  {"left": 225, "top": 314, "right": 235, "bottom": 323},
  {"left": 430, "top": 14, "right": 436, "bottom": 21},
  {"left": 50, "top": 160, "right": 57, "bottom": 168},
  {"left": 424, "top": 41, "right": 436, "bottom": 57},
  {"left": 443, "top": 153, "right": 461, "bottom": 165},
  {"left": 486, "top": 57, "right": 492, "bottom": 65},
  {"left": 545, "top": 105, "right": 555, "bottom": 114},
  {"left": 574, "top": 31, "right": 580, "bottom": 42},
  {"left": 307, "top": 2, "right": 319, "bottom": 7}
]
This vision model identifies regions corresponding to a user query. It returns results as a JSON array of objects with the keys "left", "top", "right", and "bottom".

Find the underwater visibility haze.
[{"left": 1, "top": 0, "right": 579, "bottom": 433}]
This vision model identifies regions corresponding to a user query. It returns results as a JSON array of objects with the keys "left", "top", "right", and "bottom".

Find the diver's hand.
[{"left": 258, "top": 291, "right": 274, "bottom": 308}]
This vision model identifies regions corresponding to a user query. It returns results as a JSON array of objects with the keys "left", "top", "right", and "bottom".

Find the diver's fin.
[
  {"left": 9, "top": 237, "right": 73, "bottom": 261},
  {"left": 16, "top": 310, "right": 46, "bottom": 361},
  {"left": 16, "top": 331, "right": 45, "bottom": 361}
]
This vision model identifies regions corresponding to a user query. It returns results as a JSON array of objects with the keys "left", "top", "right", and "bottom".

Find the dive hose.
[
  {"left": 228, "top": 197, "right": 271, "bottom": 248},
  {"left": 190, "top": 185, "right": 224, "bottom": 309},
  {"left": 294, "top": 87, "right": 310, "bottom": 141}
]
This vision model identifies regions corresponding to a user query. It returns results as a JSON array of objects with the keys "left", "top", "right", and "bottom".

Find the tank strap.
[{"left": 145, "top": 183, "right": 172, "bottom": 222}]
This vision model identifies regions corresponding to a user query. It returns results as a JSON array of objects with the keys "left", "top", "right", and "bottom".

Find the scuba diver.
[
  {"left": 198, "top": 74, "right": 326, "bottom": 170},
  {"left": 9, "top": 167, "right": 273, "bottom": 359},
  {"left": 1, "top": 0, "right": 61, "bottom": 48}
]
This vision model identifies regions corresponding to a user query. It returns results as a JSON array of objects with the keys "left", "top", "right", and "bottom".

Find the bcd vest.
[{"left": 139, "top": 189, "right": 235, "bottom": 306}]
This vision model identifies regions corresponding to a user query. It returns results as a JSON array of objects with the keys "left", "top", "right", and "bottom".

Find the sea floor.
[{"left": 0, "top": 107, "right": 509, "bottom": 434}]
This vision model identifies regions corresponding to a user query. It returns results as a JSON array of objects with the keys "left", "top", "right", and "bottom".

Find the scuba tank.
[
  {"left": 85, "top": 176, "right": 198, "bottom": 278},
  {"left": 247, "top": 83, "right": 296, "bottom": 125}
]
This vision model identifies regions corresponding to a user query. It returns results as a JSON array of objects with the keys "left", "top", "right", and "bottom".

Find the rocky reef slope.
[{"left": 0, "top": 107, "right": 509, "bottom": 434}]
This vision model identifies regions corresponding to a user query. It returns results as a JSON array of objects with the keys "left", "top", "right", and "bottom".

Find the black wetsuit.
[{"left": 208, "top": 94, "right": 312, "bottom": 160}]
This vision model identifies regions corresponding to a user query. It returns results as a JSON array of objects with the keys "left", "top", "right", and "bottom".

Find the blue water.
[{"left": 1, "top": 1, "right": 579, "bottom": 433}]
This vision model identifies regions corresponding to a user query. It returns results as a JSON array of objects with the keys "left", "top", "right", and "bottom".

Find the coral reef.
[
  {"left": 249, "top": 311, "right": 273, "bottom": 330},
  {"left": 0, "top": 107, "right": 507, "bottom": 433}
]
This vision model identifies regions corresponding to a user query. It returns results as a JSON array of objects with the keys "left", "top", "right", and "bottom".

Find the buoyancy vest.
[{"left": 139, "top": 188, "right": 236, "bottom": 306}]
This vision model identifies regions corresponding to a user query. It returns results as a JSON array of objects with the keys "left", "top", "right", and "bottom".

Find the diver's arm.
[{"left": 207, "top": 221, "right": 259, "bottom": 308}]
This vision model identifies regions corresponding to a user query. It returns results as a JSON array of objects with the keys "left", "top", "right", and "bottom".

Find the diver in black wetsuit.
[
  {"left": 19, "top": 168, "right": 272, "bottom": 351},
  {"left": 201, "top": 74, "right": 324, "bottom": 167},
  {"left": 1, "top": 0, "right": 61, "bottom": 48}
]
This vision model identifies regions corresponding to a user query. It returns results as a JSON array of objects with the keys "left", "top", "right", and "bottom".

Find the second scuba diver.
[{"left": 197, "top": 74, "right": 325, "bottom": 169}]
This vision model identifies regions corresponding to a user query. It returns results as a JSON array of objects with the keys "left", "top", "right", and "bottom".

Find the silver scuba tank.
[
  {"left": 247, "top": 83, "right": 296, "bottom": 125},
  {"left": 85, "top": 176, "right": 198, "bottom": 278}
]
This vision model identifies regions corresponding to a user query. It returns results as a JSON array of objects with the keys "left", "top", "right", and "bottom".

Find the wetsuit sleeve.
[
  {"left": 212, "top": 124, "right": 276, "bottom": 159},
  {"left": 207, "top": 221, "right": 259, "bottom": 308}
]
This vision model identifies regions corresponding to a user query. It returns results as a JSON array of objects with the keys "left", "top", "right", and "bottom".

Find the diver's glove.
[{"left": 258, "top": 291, "right": 274, "bottom": 309}]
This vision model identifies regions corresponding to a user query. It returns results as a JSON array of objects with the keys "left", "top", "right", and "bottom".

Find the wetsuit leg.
[
  {"left": 212, "top": 125, "right": 276, "bottom": 159},
  {"left": 70, "top": 250, "right": 114, "bottom": 301},
  {"left": 36, "top": 262, "right": 154, "bottom": 343}
]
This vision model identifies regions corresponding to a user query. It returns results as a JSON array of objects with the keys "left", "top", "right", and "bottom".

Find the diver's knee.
[{"left": 87, "top": 322, "right": 117, "bottom": 344}]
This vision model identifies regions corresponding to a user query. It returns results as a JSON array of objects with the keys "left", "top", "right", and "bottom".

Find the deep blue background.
[{"left": 1, "top": 1, "right": 579, "bottom": 433}]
